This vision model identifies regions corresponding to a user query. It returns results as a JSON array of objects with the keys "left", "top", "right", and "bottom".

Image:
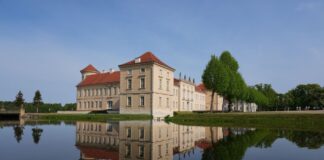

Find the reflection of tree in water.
[
  {"left": 32, "top": 127, "right": 43, "bottom": 144},
  {"left": 279, "top": 130, "right": 324, "bottom": 149},
  {"left": 13, "top": 126, "right": 24, "bottom": 143},
  {"left": 203, "top": 128, "right": 270, "bottom": 160},
  {"left": 203, "top": 128, "right": 324, "bottom": 160}
]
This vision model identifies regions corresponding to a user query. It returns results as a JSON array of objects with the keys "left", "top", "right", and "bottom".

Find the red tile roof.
[
  {"left": 174, "top": 78, "right": 180, "bottom": 86},
  {"left": 119, "top": 51, "right": 175, "bottom": 70},
  {"left": 195, "top": 139, "right": 212, "bottom": 150},
  {"left": 81, "top": 64, "right": 99, "bottom": 73},
  {"left": 77, "top": 146, "right": 119, "bottom": 160},
  {"left": 195, "top": 83, "right": 206, "bottom": 93},
  {"left": 77, "top": 71, "right": 120, "bottom": 87}
]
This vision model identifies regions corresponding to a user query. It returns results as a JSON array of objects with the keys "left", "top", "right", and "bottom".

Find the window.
[
  {"left": 166, "top": 98, "right": 169, "bottom": 108},
  {"left": 127, "top": 79, "right": 132, "bottom": 89},
  {"left": 140, "top": 96, "right": 145, "bottom": 106},
  {"left": 159, "top": 78, "right": 162, "bottom": 90},
  {"left": 125, "top": 144, "right": 131, "bottom": 157},
  {"left": 140, "top": 68, "right": 145, "bottom": 73},
  {"left": 114, "top": 87, "right": 117, "bottom": 95},
  {"left": 140, "top": 78, "right": 145, "bottom": 89},
  {"left": 107, "top": 124, "right": 113, "bottom": 132},
  {"left": 166, "top": 143, "right": 169, "bottom": 154},
  {"left": 166, "top": 79, "right": 169, "bottom": 91},
  {"left": 139, "top": 127, "right": 144, "bottom": 139},
  {"left": 159, "top": 97, "right": 162, "bottom": 107},
  {"left": 127, "top": 97, "right": 132, "bottom": 106},
  {"left": 160, "top": 69, "right": 162, "bottom": 76},
  {"left": 126, "top": 127, "right": 131, "bottom": 138},
  {"left": 127, "top": 69, "right": 132, "bottom": 75},
  {"left": 158, "top": 145, "right": 162, "bottom": 158},
  {"left": 139, "top": 145, "right": 144, "bottom": 158},
  {"left": 108, "top": 101, "right": 113, "bottom": 109}
]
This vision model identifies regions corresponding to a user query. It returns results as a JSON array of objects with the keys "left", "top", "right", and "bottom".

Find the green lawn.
[
  {"left": 28, "top": 113, "right": 152, "bottom": 122},
  {"left": 166, "top": 111, "right": 324, "bottom": 131}
]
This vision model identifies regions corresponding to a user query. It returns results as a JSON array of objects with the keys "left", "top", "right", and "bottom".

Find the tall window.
[
  {"left": 125, "top": 144, "right": 131, "bottom": 157},
  {"left": 127, "top": 79, "right": 132, "bottom": 89},
  {"left": 126, "top": 127, "right": 131, "bottom": 138},
  {"left": 166, "top": 79, "right": 169, "bottom": 91},
  {"left": 166, "top": 98, "right": 169, "bottom": 108},
  {"left": 114, "top": 87, "right": 117, "bottom": 95},
  {"left": 108, "top": 101, "right": 113, "bottom": 109},
  {"left": 159, "top": 78, "right": 162, "bottom": 90},
  {"left": 139, "top": 145, "right": 144, "bottom": 158},
  {"left": 140, "top": 96, "right": 145, "bottom": 106},
  {"left": 159, "top": 97, "right": 162, "bottom": 107},
  {"left": 127, "top": 97, "right": 132, "bottom": 106},
  {"left": 139, "top": 127, "right": 144, "bottom": 139},
  {"left": 140, "top": 78, "right": 145, "bottom": 89}
]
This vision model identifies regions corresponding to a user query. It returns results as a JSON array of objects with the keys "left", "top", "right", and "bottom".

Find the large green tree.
[
  {"left": 219, "top": 51, "right": 247, "bottom": 111},
  {"left": 33, "top": 90, "right": 43, "bottom": 113},
  {"left": 202, "top": 55, "right": 230, "bottom": 112}
]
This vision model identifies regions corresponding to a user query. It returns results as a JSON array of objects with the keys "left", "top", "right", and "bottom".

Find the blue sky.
[{"left": 0, "top": 0, "right": 323, "bottom": 103}]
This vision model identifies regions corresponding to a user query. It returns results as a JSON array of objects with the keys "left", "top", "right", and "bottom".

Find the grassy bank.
[
  {"left": 28, "top": 113, "right": 152, "bottom": 122},
  {"left": 166, "top": 111, "right": 324, "bottom": 131}
]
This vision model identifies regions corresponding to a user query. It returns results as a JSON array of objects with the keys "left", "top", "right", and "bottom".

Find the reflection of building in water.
[
  {"left": 119, "top": 120, "right": 173, "bottom": 160},
  {"left": 75, "top": 121, "right": 232, "bottom": 160},
  {"left": 76, "top": 121, "right": 120, "bottom": 160}
]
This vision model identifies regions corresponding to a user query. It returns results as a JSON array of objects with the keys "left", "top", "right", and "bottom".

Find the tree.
[
  {"left": 33, "top": 90, "right": 43, "bottom": 113},
  {"left": 32, "top": 128, "right": 43, "bottom": 144},
  {"left": 13, "top": 126, "right": 24, "bottom": 143},
  {"left": 202, "top": 55, "right": 230, "bottom": 112},
  {"left": 219, "top": 51, "right": 245, "bottom": 111},
  {"left": 219, "top": 51, "right": 239, "bottom": 72},
  {"left": 255, "top": 84, "right": 278, "bottom": 111},
  {"left": 14, "top": 91, "right": 24, "bottom": 108}
]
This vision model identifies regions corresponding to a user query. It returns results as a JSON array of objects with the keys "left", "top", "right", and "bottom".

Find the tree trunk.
[{"left": 210, "top": 91, "right": 215, "bottom": 112}]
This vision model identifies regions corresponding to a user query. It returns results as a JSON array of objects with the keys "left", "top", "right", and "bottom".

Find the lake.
[{"left": 0, "top": 120, "right": 324, "bottom": 160}]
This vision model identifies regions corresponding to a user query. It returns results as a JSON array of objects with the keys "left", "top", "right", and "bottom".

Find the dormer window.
[
  {"left": 127, "top": 69, "right": 132, "bottom": 75},
  {"left": 135, "top": 58, "right": 141, "bottom": 63}
]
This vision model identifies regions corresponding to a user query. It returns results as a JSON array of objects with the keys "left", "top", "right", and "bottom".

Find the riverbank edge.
[
  {"left": 165, "top": 111, "right": 324, "bottom": 131},
  {"left": 27, "top": 113, "right": 153, "bottom": 121}
]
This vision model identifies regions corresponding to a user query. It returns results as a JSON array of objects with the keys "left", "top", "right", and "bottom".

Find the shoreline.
[{"left": 166, "top": 111, "right": 324, "bottom": 131}]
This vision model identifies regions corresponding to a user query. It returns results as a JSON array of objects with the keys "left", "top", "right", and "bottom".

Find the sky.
[{"left": 0, "top": 0, "right": 323, "bottom": 103}]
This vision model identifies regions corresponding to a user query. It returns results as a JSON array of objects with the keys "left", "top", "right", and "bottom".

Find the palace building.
[{"left": 76, "top": 51, "right": 255, "bottom": 117}]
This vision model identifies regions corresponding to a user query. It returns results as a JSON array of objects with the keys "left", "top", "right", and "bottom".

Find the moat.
[{"left": 1, "top": 120, "right": 324, "bottom": 160}]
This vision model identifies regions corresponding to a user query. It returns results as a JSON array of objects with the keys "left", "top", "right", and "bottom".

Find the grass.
[
  {"left": 166, "top": 111, "right": 324, "bottom": 132},
  {"left": 28, "top": 113, "right": 152, "bottom": 122}
]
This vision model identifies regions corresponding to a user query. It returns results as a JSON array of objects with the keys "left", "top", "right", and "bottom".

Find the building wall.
[
  {"left": 119, "top": 64, "right": 153, "bottom": 115},
  {"left": 77, "top": 83, "right": 120, "bottom": 111},
  {"left": 119, "top": 63, "right": 174, "bottom": 118}
]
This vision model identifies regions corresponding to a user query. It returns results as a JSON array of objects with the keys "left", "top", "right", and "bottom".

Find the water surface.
[{"left": 0, "top": 120, "right": 324, "bottom": 160}]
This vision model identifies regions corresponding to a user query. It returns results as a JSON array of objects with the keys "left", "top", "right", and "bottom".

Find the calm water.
[{"left": 1, "top": 120, "right": 324, "bottom": 160}]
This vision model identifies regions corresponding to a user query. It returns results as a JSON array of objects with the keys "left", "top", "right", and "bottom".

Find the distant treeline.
[
  {"left": 0, "top": 101, "right": 76, "bottom": 113},
  {"left": 256, "top": 83, "right": 324, "bottom": 111}
]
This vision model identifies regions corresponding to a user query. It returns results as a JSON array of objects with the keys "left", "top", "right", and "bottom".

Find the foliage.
[
  {"left": 202, "top": 55, "right": 230, "bottom": 111},
  {"left": 14, "top": 91, "right": 24, "bottom": 107},
  {"left": 0, "top": 101, "right": 76, "bottom": 113},
  {"left": 33, "top": 90, "right": 43, "bottom": 113},
  {"left": 13, "top": 126, "right": 24, "bottom": 143},
  {"left": 32, "top": 128, "right": 43, "bottom": 144},
  {"left": 286, "top": 84, "right": 324, "bottom": 109},
  {"left": 254, "top": 84, "right": 277, "bottom": 110}
]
